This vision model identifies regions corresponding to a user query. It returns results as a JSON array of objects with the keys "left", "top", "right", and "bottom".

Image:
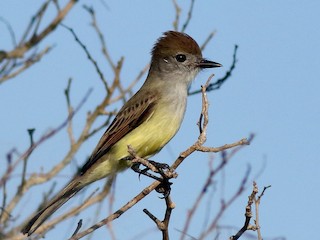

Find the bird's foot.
[{"left": 131, "top": 160, "right": 177, "bottom": 197}]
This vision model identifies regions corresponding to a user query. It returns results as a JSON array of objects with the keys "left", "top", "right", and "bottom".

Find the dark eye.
[{"left": 175, "top": 54, "right": 186, "bottom": 62}]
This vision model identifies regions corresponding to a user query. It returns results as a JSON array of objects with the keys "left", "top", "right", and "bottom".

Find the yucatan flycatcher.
[{"left": 21, "top": 31, "right": 221, "bottom": 235}]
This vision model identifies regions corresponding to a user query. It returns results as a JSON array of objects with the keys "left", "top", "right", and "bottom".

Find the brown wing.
[{"left": 79, "top": 91, "right": 158, "bottom": 175}]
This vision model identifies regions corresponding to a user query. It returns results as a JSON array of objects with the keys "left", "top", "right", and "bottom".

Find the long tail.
[{"left": 21, "top": 179, "right": 83, "bottom": 236}]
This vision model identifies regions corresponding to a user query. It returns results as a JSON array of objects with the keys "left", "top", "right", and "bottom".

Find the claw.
[
  {"left": 130, "top": 159, "right": 173, "bottom": 198},
  {"left": 156, "top": 180, "right": 172, "bottom": 198}
]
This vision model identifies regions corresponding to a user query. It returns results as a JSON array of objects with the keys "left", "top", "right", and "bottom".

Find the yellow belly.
[
  {"left": 112, "top": 106, "right": 182, "bottom": 161},
  {"left": 85, "top": 105, "right": 184, "bottom": 182}
]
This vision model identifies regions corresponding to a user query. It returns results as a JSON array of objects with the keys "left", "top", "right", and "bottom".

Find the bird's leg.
[
  {"left": 147, "top": 160, "right": 170, "bottom": 173},
  {"left": 131, "top": 162, "right": 163, "bottom": 182},
  {"left": 129, "top": 158, "right": 175, "bottom": 197}
]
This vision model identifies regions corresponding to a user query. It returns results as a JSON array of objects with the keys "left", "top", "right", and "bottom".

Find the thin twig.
[
  {"left": 171, "top": 0, "right": 181, "bottom": 31},
  {"left": 0, "top": 16, "right": 17, "bottom": 48},
  {"left": 230, "top": 181, "right": 257, "bottom": 240},
  {"left": 188, "top": 45, "right": 238, "bottom": 95},
  {"left": 18, "top": 129, "right": 35, "bottom": 195},
  {"left": 230, "top": 182, "right": 271, "bottom": 240},
  {"left": 143, "top": 196, "right": 175, "bottom": 240},
  {"left": 71, "top": 219, "right": 83, "bottom": 237},
  {"left": 200, "top": 31, "right": 216, "bottom": 51},
  {"left": 109, "top": 64, "right": 149, "bottom": 105},
  {"left": 255, "top": 184, "right": 271, "bottom": 240},
  {"left": 0, "top": 89, "right": 93, "bottom": 225},
  {"left": 199, "top": 165, "right": 251, "bottom": 240},
  {"left": 61, "top": 24, "right": 109, "bottom": 91},
  {"left": 0, "top": 46, "right": 53, "bottom": 83},
  {"left": 4, "top": 0, "right": 77, "bottom": 60},
  {"left": 181, "top": 0, "right": 195, "bottom": 32},
  {"left": 65, "top": 78, "right": 76, "bottom": 145},
  {"left": 83, "top": 5, "right": 116, "bottom": 71}
]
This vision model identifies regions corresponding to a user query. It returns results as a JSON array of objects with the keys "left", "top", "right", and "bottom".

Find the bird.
[{"left": 21, "top": 31, "right": 222, "bottom": 236}]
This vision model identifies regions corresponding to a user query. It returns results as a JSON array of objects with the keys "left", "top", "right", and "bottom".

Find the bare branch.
[
  {"left": 200, "top": 31, "right": 216, "bottom": 51},
  {"left": 0, "top": 0, "right": 77, "bottom": 84},
  {"left": 0, "top": 46, "right": 53, "bottom": 84},
  {"left": 199, "top": 165, "right": 251, "bottom": 240},
  {"left": 0, "top": 16, "right": 17, "bottom": 47},
  {"left": 0, "top": 88, "right": 92, "bottom": 225},
  {"left": 2, "top": 0, "right": 77, "bottom": 60},
  {"left": 83, "top": 5, "right": 116, "bottom": 71},
  {"left": 171, "top": 0, "right": 181, "bottom": 31},
  {"left": 143, "top": 196, "right": 175, "bottom": 240},
  {"left": 18, "top": 129, "right": 35, "bottom": 196},
  {"left": 181, "top": 0, "right": 195, "bottom": 32},
  {"left": 230, "top": 182, "right": 271, "bottom": 240},
  {"left": 189, "top": 45, "right": 238, "bottom": 95},
  {"left": 65, "top": 78, "right": 76, "bottom": 145},
  {"left": 61, "top": 24, "right": 109, "bottom": 91},
  {"left": 71, "top": 219, "right": 83, "bottom": 238}
]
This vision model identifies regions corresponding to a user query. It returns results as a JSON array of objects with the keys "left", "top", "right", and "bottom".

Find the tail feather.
[{"left": 21, "top": 180, "right": 82, "bottom": 236}]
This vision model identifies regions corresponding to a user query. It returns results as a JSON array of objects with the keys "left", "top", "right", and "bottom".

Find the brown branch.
[
  {"left": 0, "top": 0, "right": 77, "bottom": 84},
  {"left": 5, "top": 55, "right": 125, "bottom": 235},
  {"left": 143, "top": 196, "right": 175, "bottom": 240},
  {"left": 255, "top": 184, "right": 271, "bottom": 240},
  {"left": 171, "top": 0, "right": 195, "bottom": 32},
  {"left": 230, "top": 182, "right": 271, "bottom": 240},
  {"left": 109, "top": 63, "right": 149, "bottom": 105},
  {"left": 18, "top": 0, "right": 50, "bottom": 46},
  {"left": 230, "top": 181, "right": 258, "bottom": 240},
  {"left": 2, "top": 0, "right": 77, "bottom": 60},
  {"left": 0, "top": 46, "right": 53, "bottom": 83},
  {"left": 171, "top": 0, "right": 181, "bottom": 31},
  {"left": 0, "top": 88, "right": 93, "bottom": 225},
  {"left": 0, "top": 180, "right": 8, "bottom": 224},
  {"left": 8, "top": 178, "right": 113, "bottom": 240}
]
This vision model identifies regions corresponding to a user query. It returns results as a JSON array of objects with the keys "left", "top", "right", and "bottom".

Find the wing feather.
[{"left": 80, "top": 91, "right": 158, "bottom": 174}]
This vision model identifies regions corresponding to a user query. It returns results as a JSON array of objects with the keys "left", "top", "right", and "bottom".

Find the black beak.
[{"left": 198, "top": 59, "right": 222, "bottom": 69}]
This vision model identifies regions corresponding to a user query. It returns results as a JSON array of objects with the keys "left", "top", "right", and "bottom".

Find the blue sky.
[{"left": 1, "top": 0, "right": 319, "bottom": 239}]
